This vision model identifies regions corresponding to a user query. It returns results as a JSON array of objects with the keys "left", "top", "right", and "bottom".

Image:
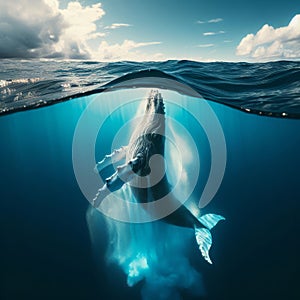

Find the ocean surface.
[{"left": 0, "top": 59, "right": 299, "bottom": 300}]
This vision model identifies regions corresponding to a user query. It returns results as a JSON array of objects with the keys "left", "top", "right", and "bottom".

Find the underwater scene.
[{"left": 0, "top": 60, "right": 299, "bottom": 300}]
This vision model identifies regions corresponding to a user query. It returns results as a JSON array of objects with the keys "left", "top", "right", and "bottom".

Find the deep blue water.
[{"left": 0, "top": 60, "right": 299, "bottom": 300}]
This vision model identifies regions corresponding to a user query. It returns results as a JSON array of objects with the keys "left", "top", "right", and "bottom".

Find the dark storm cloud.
[
  {"left": 0, "top": 12, "right": 65, "bottom": 58},
  {"left": 0, "top": 0, "right": 104, "bottom": 59}
]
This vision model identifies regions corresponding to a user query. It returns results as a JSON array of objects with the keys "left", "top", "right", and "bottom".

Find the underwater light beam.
[{"left": 73, "top": 80, "right": 227, "bottom": 299}]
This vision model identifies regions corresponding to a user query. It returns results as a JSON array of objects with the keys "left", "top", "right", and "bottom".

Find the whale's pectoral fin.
[
  {"left": 94, "top": 146, "right": 128, "bottom": 173},
  {"left": 93, "top": 155, "right": 142, "bottom": 208}
]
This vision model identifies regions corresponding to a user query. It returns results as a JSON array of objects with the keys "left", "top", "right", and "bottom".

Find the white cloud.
[
  {"left": 236, "top": 14, "right": 300, "bottom": 60},
  {"left": 196, "top": 44, "right": 214, "bottom": 48},
  {"left": 197, "top": 18, "right": 223, "bottom": 24},
  {"left": 0, "top": 1, "right": 163, "bottom": 61},
  {"left": 0, "top": 0, "right": 106, "bottom": 59},
  {"left": 95, "top": 40, "right": 162, "bottom": 61},
  {"left": 105, "top": 23, "right": 131, "bottom": 29},
  {"left": 208, "top": 18, "right": 223, "bottom": 23},
  {"left": 56, "top": 1, "right": 105, "bottom": 58},
  {"left": 203, "top": 31, "right": 225, "bottom": 36}
]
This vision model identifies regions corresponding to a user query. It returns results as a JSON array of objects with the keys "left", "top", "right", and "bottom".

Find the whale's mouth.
[{"left": 145, "top": 90, "right": 165, "bottom": 115}]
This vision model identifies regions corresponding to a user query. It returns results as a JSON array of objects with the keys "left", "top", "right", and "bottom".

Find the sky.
[{"left": 0, "top": 0, "right": 299, "bottom": 62}]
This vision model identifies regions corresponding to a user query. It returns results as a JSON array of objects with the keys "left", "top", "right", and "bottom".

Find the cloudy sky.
[{"left": 0, "top": 0, "right": 299, "bottom": 61}]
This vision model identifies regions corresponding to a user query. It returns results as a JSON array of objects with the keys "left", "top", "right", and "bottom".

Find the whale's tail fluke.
[{"left": 194, "top": 214, "right": 225, "bottom": 264}]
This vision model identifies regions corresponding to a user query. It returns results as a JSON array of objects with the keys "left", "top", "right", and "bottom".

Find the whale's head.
[
  {"left": 145, "top": 89, "right": 165, "bottom": 116},
  {"left": 128, "top": 90, "right": 166, "bottom": 176}
]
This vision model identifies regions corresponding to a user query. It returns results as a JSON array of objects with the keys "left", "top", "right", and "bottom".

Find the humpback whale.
[{"left": 93, "top": 90, "right": 225, "bottom": 264}]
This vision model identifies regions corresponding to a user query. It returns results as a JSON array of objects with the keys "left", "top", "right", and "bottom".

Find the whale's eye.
[{"left": 151, "top": 133, "right": 161, "bottom": 141}]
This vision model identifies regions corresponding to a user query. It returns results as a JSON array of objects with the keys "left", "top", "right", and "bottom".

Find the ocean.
[{"left": 0, "top": 59, "right": 299, "bottom": 300}]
